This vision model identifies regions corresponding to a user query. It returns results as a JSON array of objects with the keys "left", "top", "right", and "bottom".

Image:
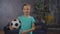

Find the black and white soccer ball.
[{"left": 11, "top": 19, "right": 21, "bottom": 29}]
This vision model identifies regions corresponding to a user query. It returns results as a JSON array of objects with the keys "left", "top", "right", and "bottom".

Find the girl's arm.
[{"left": 26, "top": 23, "right": 35, "bottom": 32}]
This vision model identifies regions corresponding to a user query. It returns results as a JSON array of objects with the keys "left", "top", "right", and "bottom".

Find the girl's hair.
[{"left": 22, "top": 3, "right": 30, "bottom": 10}]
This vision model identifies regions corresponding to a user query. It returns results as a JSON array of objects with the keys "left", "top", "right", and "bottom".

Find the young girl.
[{"left": 18, "top": 4, "right": 35, "bottom": 34}]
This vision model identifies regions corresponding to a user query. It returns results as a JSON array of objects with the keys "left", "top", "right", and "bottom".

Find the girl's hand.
[
  {"left": 9, "top": 26, "right": 14, "bottom": 31},
  {"left": 21, "top": 30, "right": 27, "bottom": 34}
]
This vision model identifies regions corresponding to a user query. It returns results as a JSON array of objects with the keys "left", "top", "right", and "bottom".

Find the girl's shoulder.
[
  {"left": 29, "top": 16, "right": 34, "bottom": 19},
  {"left": 18, "top": 15, "right": 23, "bottom": 18}
]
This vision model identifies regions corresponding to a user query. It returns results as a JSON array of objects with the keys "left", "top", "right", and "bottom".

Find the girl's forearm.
[{"left": 26, "top": 28, "right": 35, "bottom": 32}]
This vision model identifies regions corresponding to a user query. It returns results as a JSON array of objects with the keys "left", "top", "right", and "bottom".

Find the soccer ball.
[{"left": 10, "top": 19, "right": 21, "bottom": 29}]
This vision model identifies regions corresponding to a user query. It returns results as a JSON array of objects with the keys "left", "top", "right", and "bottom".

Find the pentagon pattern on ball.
[{"left": 11, "top": 19, "right": 21, "bottom": 29}]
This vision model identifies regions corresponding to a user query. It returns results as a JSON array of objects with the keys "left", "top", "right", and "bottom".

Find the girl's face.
[{"left": 23, "top": 5, "right": 30, "bottom": 15}]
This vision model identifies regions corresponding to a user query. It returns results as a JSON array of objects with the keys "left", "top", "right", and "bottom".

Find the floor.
[{"left": 0, "top": 30, "right": 60, "bottom": 34}]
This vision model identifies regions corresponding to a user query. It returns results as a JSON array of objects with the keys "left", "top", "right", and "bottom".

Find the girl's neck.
[{"left": 23, "top": 14, "right": 29, "bottom": 18}]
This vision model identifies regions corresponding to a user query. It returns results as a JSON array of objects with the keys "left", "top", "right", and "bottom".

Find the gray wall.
[{"left": 0, "top": 0, "right": 35, "bottom": 30}]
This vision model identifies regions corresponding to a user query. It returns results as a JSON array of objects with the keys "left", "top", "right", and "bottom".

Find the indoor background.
[{"left": 0, "top": 0, "right": 60, "bottom": 34}]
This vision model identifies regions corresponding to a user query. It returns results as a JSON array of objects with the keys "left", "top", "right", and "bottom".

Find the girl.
[{"left": 18, "top": 4, "right": 35, "bottom": 34}]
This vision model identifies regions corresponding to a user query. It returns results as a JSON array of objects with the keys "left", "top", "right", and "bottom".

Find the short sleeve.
[
  {"left": 31, "top": 17, "right": 35, "bottom": 24},
  {"left": 18, "top": 16, "right": 21, "bottom": 21}
]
